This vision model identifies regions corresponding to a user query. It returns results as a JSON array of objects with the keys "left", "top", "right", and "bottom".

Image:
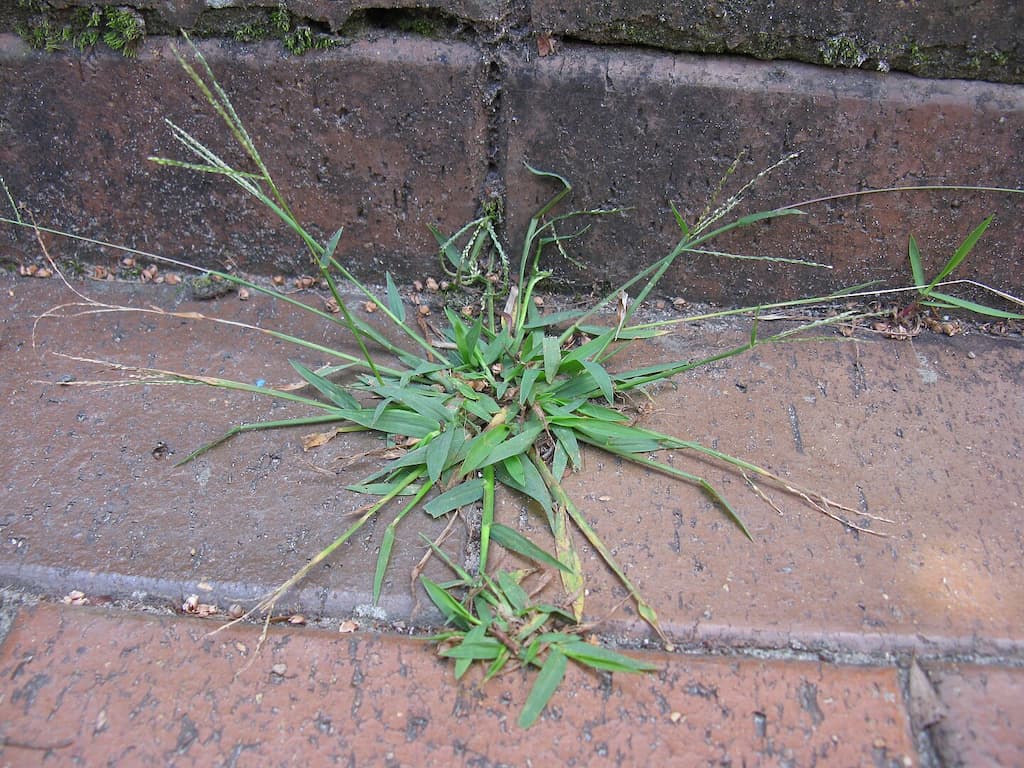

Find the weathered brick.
[
  {"left": 503, "top": 45, "right": 1024, "bottom": 303},
  {"left": 3, "top": 275, "right": 1023, "bottom": 659},
  {"left": 0, "top": 34, "right": 489, "bottom": 280},
  {"left": 531, "top": 0, "right": 1024, "bottom": 82},
  {"left": 924, "top": 663, "right": 1024, "bottom": 766},
  {"left": 0, "top": 603, "right": 917, "bottom": 766}
]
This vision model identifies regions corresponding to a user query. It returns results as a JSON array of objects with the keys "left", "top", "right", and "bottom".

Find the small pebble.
[{"left": 966, "top": 350, "right": 976, "bottom": 359}]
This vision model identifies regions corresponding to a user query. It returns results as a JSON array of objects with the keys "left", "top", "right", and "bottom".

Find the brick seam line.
[{"left": 3, "top": 569, "right": 1023, "bottom": 674}]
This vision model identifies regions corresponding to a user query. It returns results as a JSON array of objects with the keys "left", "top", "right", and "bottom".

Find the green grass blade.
[
  {"left": 494, "top": 457, "right": 553, "bottom": 513},
  {"left": 319, "top": 227, "right": 344, "bottom": 270},
  {"left": 479, "top": 465, "right": 496, "bottom": 574},
  {"left": 669, "top": 200, "right": 689, "bottom": 236},
  {"left": 332, "top": 406, "right": 438, "bottom": 439},
  {"left": 908, "top": 234, "right": 925, "bottom": 287},
  {"left": 421, "top": 576, "right": 477, "bottom": 629},
  {"left": 423, "top": 478, "right": 485, "bottom": 518},
  {"left": 439, "top": 638, "right": 504, "bottom": 661},
  {"left": 556, "top": 638, "right": 659, "bottom": 673},
  {"left": 927, "top": 215, "right": 994, "bottom": 291},
  {"left": 501, "top": 453, "right": 527, "bottom": 485},
  {"left": 176, "top": 412, "right": 355, "bottom": 465},
  {"left": 490, "top": 524, "right": 570, "bottom": 573},
  {"left": 580, "top": 360, "right": 614, "bottom": 404},
  {"left": 519, "top": 648, "right": 567, "bottom": 729},
  {"left": 460, "top": 423, "right": 510, "bottom": 474},
  {"left": 426, "top": 426, "right": 456, "bottom": 482},
  {"left": 551, "top": 426, "right": 581, "bottom": 471},
  {"left": 519, "top": 367, "right": 542, "bottom": 407},
  {"left": 372, "top": 479, "right": 433, "bottom": 604},
  {"left": 923, "top": 291, "right": 1024, "bottom": 319},
  {"left": 385, "top": 272, "right": 406, "bottom": 323},
  {"left": 542, "top": 336, "right": 561, "bottom": 385},
  {"left": 464, "top": 421, "right": 544, "bottom": 475},
  {"left": 289, "top": 360, "right": 360, "bottom": 410},
  {"left": 368, "top": 384, "right": 453, "bottom": 425},
  {"left": 496, "top": 570, "right": 528, "bottom": 613}
]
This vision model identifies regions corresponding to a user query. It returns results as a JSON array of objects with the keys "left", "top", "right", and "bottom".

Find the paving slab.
[
  {"left": 2, "top": 273, "right": 1022, "bottom": 663},
  {"left": 0, "top": 602, "right": 917, "bottom": 766},
  {"left": 922, "top": 662, "right": 1024, "bottom": 767}
]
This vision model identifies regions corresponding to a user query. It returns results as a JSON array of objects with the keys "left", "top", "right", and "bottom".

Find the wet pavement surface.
[{"left": 1, "top": 274, "right": 1022, "bottom": 765}]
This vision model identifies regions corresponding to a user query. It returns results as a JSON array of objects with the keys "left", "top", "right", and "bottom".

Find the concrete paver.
[{"left": 0, "top": 603, "right": 916, "bottom": 767}]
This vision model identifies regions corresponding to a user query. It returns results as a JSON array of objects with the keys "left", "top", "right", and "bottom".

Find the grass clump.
[{"left": 3, "top": 36, "right": 1023, "bottom": 726}]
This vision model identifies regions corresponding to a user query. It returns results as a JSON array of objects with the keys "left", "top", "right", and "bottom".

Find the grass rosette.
[{"left": 3, "top": 36, "right": 1022, "bottom": 727}]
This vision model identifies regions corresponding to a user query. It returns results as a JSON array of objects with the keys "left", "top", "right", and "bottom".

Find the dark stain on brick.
[
  {"left": 798, "top": 680, "right": 825, "bottom": 726},
  {"left": 11, "top": 672, "right": 50, "bottom": 715}
]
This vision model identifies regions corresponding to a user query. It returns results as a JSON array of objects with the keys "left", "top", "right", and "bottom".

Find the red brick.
[
  {"left": 0, "top": 34, "right": 488, "bottom": 281},
  {"left": 531, "top": 0, "right": 1023, "bottom": 82},
  {"left": 924, "top": 663, "right": 1024, "bottom": 767},
  {"left": 503, "top": 45, "right": 1024, "bottom": 303},
  {"left": 0, "top": 603, "right": 916, "bottom": 766},
  {"left": 2, "top": 275, "right": 1023, "bottom": 657}
]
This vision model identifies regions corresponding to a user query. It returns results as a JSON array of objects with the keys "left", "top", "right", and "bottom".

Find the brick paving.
[
  {"left": 1, "top": 275, "right": 1022, "bottom": 764},
  {"left": 0, "top": 603, "right": 918, "bottom": 767}
]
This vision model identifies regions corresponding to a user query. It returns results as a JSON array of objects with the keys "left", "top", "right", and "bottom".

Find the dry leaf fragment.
[
  {"left": 302, "top": 428, "right": 343, "bottom": 451},
  {"left": 537, "top": 32, "right": 557, "bottom": 57},
  {"left": 62, "top": 589, "right": 89, "bottom": 606},
  {"left": 908, "top": 658, "right": 946, "bottom": 728},
  {"left": 182, "top": 594, "right": 218, "bottom": 616}
]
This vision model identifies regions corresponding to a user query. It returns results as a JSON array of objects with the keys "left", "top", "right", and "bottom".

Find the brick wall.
[{"left": 2, "top": 1, "right": 1022, "bottom": 302}]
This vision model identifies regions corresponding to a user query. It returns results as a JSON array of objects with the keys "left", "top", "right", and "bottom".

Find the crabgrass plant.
[{"left": 4, "top": 38, "right": 1023, "bottom": 727}]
